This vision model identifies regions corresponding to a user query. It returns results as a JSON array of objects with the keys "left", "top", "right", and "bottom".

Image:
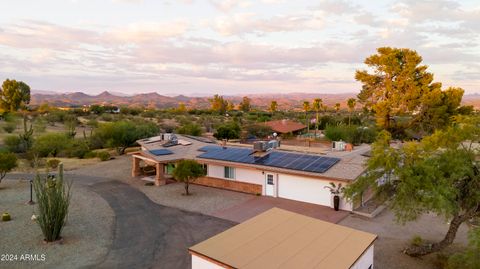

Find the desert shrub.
[
  {"left": 176, "top": 123, "right": 202, "bottom": 136},
  {"left": 213, "top": 122, "right": 241, "bottom": 140},
  {"left": 83, "top": 151, "right": 97, "bottom": 159},
  {"left": 33, "top": 118, "right": 47, "bottom": 133},
  {"left": 0, "top": 152, "right": 18, "bottom": 183},
  {"left": 33, "top": 164, "right": 71, "bottom": 242},
  {"left": 92, "top": 120, "right": 159, "bottom": 154},
  {"left": 100, "top": 114, "right": 113, "bottom": 121},
  {"left": 245, "top": 124, "right": 273, "bottom": 139},
  {"left": 46, "top": 159, "right": 61, "bottom": 169},
  {"left": 3, "top": 135, "right": 23, "bottom": 153},
  {"left": 410, "top": 235, "right": 423, "bottom": 247},
  {"left": 33, "top": 133, "right": 71, "bottom": 157},
  {"left": 324, "top": 124, "right": 377, "bottom": 144},
  {"left": 447, "top": 228, "right": 480, "bottom": 269},
  {"left": 3, "top": 122, "right": 16, "bottom": 133},
  {"left": 97, "top": 151, "right": 110, "bottom": 161},
  {"left": 65, "top": 140, "right": 90, "bottom": 158}
]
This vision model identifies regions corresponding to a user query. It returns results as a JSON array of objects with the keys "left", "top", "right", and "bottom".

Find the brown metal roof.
[
  {"left": 264, "top": 120, "right": 306, "bottom": 133},
  {"left": 189, "top": 208, "right": 377, "bottom": 269}
]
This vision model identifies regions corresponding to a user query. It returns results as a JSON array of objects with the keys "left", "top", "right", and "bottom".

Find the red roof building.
[{"left": 264, "top": 119, "right": 306, "bottom": 134}]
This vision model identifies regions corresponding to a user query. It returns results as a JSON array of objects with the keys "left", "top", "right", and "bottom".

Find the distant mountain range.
[{"left": 30, "top": 91, "right": 480, "bottom": 109}]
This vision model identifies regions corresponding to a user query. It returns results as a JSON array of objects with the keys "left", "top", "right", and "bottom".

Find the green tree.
[
  {"left": 33, "top": 163, "right": 71, "bottom": 242},
  {"left": 176, "top": 123, "right": 202, "bottom": 136},
  {"left": 93, "top": 121, "right": 159, "bottom": 155},
  {"left": 334, "top": 103, "right": 341, "bottom": 113},
  {"left": 0, "top": 79, "right": 31, "bottom": 112},
  {"left": 209, "top": 94, "right": 228, "bottom": 114},
  {"left": 33, "top": 133, "right": 70, "bottom": 157},
  {"left": 344, "top": 116, "right": 480, "bottom": 257},
  {"left": 303, "top": 101, "right": 310, "bottom": 133},
  {"left": 172, "top": 159, "right": 206, "bottom": 195},
  {"left": 213, "top": 122, "right": 241, "bottom": 140},
  {"left": 312, "top": 98, "right": 322, "bottom": 136},
  {"left": 269, "top": 100, "right": 278, "bottom": 113},
  {"left": 347, "top": 98, "right": 356, "bottom": 125},
  {"left": 0, "top": 152, "right": 18, "bottom": 183},
  {"left": 239, "top": 96, "right": 252, "bottom": 112}
]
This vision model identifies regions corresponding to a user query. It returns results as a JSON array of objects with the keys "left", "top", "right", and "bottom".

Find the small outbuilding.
[
  {"left": 264, "top": 119, "right": 306, "bottom": 134},
  {"left": 189, "top": 208, "right": 377, "bottom": 269}
]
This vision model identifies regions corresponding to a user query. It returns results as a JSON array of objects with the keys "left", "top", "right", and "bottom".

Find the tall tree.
[
  {"left": 347, "top": 98, "right": 356, "bottom": 125},
  {"left": 303, "top": 101, "right": 310, "bottom": 134},
  {"left": 0, "top": 79, "right": 31, "bottom": 112},
  {"left": 344, "top": 116, "right": 480, "bottom": 257},
  {"left": 209, "top": 94, "right": 228, "bottom": 114},
  {"left": 312, "top": 98, "right": 322, "bottom": 137},
  {"left": 269, "top": 100, "right": 278, "bottom": 113},
  {"left": 356, "top": 47, "right": 442, "bottom": 133},
  {"left": 172, "top": 160, "right": 206, "bottom": 195},
  {"left": 239, "top": 96, "right": 252, "bottom": 112}
]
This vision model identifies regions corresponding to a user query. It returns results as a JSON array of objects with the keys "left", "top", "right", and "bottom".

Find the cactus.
[
  {"left": 34, "top": 163, "right": 71, "bottom": 242},
  {"left": 2, "top": 212, "right": 11, "bottom": 221},
  {"left": 18, "top": 115, "right": 34, "bottom": 151}
]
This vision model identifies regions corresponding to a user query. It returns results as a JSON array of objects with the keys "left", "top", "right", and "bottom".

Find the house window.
[{"left": 224, "top": 166, "right": 235, "bottom": 179}]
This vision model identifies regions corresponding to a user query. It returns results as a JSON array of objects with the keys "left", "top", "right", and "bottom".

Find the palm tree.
[
  {"left": 303, "top": 101, "right": 311, "bottom": 134},
  {"left": 312, "top": 98, "right": 322, "bottom": 137},
  {"left": 270, "top": 100, "right": 278, "bottom": 114},
  {"left": 347, "top": 98, "right": 356, "bottom": 125},
  {"left": 334, "top": 103, "right": 341, "bottom": 113}
]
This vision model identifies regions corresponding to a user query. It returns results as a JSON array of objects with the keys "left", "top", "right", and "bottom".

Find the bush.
[
  {"left": 176, "top": 123, "right": 202, "bottom": 136},
  {"left": 213, "top": 122, "right": 241, "bottom": 140},
  {"left": 83, "top": 151, "right": 97, "bottom": 159},
  {"left": 245, "top": 124, "right": 273, "bottom": 139},
  {"left": 33, "top": 133, "right": 70, "bottom": 157},
  {"left": 33, "top": 164, "right": 71, "bottom": 242},
  {"left": 3, "top": 122, "right": 16, "bottom": 133},
  {"left": 97, "top": 151, "right": 110, "bottom": 161},
  {"left": 447, "top": 228, "right": 480, "bottom": 269},
  {"left": 324, "top": 124, "right": 377, "bottom": 144},
  {"left": 410, "top": 235, "right": 423, "bottom": 247},
  {"left": 65, "top": 140, "right": 90, "bottom": 158},
  {"left": 46, "top": 159, "right": 61, "bottom": 169},
  {"left": 0, "top": 152, "right": 18, "bottom": 183},
  {"left": 4, "top": 135, "right": 23, "bottom": 153}
]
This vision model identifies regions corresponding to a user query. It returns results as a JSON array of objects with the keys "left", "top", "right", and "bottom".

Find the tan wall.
[{"left": 194, "top": 177, "right": 262, "bottom": 195}]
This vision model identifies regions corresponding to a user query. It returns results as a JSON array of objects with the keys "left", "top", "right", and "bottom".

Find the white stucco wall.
[
  {"left": 278, "top": 174, "right": 352, "bottom": 211},
  {"left": 191, "top": 254, "right": 224, "bottom": 269},
  {"left": 205, "top": 163, "right": 353, "bottom": 210},
  {"left": 350, "top": 244, "right": 374, "bottom": 269}
]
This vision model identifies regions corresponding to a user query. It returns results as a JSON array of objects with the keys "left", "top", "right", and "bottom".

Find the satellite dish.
[{"left": 273, "top": 132, "right": 277, "bottom": 137}]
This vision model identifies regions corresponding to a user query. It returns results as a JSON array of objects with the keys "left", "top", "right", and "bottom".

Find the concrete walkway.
[{"left": 211, "top": 196, "right": 349, "bottom": 223}]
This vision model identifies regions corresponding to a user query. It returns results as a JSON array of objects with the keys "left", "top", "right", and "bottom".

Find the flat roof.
[
  {"left": 189, "top": 208, "right": 377, "bottom": 269},
  {"left": 135, "top": 135, "right": 369, "bottom": 181}
]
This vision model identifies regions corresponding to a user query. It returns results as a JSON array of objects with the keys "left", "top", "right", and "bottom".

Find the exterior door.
[{"left": 265, "top": 173, "right": 275, "bottom": 196}]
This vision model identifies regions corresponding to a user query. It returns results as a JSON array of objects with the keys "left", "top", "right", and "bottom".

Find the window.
[
  {"left": 267, "top": 174, "right": 274, "bottom": 185},
  {"left": 224, "top": 166, "right": 235, "bottom": 179}
]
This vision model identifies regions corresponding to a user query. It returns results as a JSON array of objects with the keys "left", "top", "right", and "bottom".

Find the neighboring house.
[
  {"left": 189, "top": 208, "right": 377, "bottom": 269},
  {"left": 132, "top": 134, "right": 370, "bottom": 211},
  {"left": 264, "top": 119, "right": 306, "bottom": 135}
]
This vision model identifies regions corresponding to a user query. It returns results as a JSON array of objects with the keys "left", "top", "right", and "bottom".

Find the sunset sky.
[{"left": 0, "top": 0, "right": 479, "bottom": 95}]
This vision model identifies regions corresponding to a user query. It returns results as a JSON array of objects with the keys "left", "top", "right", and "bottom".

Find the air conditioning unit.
[
  {"left": 333, "top": 141, "right": 346, "bottom": 151},
  {"left": 253, "top": 141, "right": 267, "bottom": 151}
]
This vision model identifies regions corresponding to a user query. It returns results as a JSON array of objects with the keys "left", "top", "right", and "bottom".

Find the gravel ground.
[
  {"left": 0, "top": 179, "right": 114, "bottom": 269},
  {"left": 70, "top": 155, "right": 253, "bottom": 215},
  {"left": 340, "top": 209, "right": 470, "bottom": 269}
]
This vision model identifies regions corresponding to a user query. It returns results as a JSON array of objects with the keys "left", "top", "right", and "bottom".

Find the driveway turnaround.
[
  {"left": 211, "top": 196, "right": 349, "bottom": 223},
  {"left": 89, "top": 179, "right": 236, "bottom": 269},
  {"left": 8, "top": 174, "right": 235, "bottom": 269}
]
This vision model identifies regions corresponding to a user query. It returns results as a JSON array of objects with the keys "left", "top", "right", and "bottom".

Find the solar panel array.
[
  {"left": 197, "top": 147, "right": 340, "bottom": 173},
  {"left": 149, "top": 149, "right": 173, "bottom": 156}
]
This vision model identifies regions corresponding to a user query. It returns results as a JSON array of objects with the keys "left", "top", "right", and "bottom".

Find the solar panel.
[
  {"left": 149, "top": 149, "right": 173, "bottom": 156},
  {"left": 198, "top": 147, "right": 340, "bottom": 174}
]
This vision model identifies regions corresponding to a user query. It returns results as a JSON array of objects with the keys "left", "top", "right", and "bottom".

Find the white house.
[{"left": 132, "top": 134, "right": 370, "bottom": 211}]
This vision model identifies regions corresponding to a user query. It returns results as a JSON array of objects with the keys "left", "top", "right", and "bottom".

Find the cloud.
[{"left": 209, "top": 0, "right": 251, "bottom": 12}]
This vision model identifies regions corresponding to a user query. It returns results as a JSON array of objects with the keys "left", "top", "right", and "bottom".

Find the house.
[
  {"left": 132, "top": 134, "right": 370, "bottom": 211},
  {"left": 264, "top": 119, "right": 306, "bottom": 134},
  {"left": 189, "top": 208, "right": 377, "bottom": 269}
]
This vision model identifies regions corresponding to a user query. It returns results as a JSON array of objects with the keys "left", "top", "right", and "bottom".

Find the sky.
[{"left": 0, "top": 0, "right": 479, "bottom": 96}]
